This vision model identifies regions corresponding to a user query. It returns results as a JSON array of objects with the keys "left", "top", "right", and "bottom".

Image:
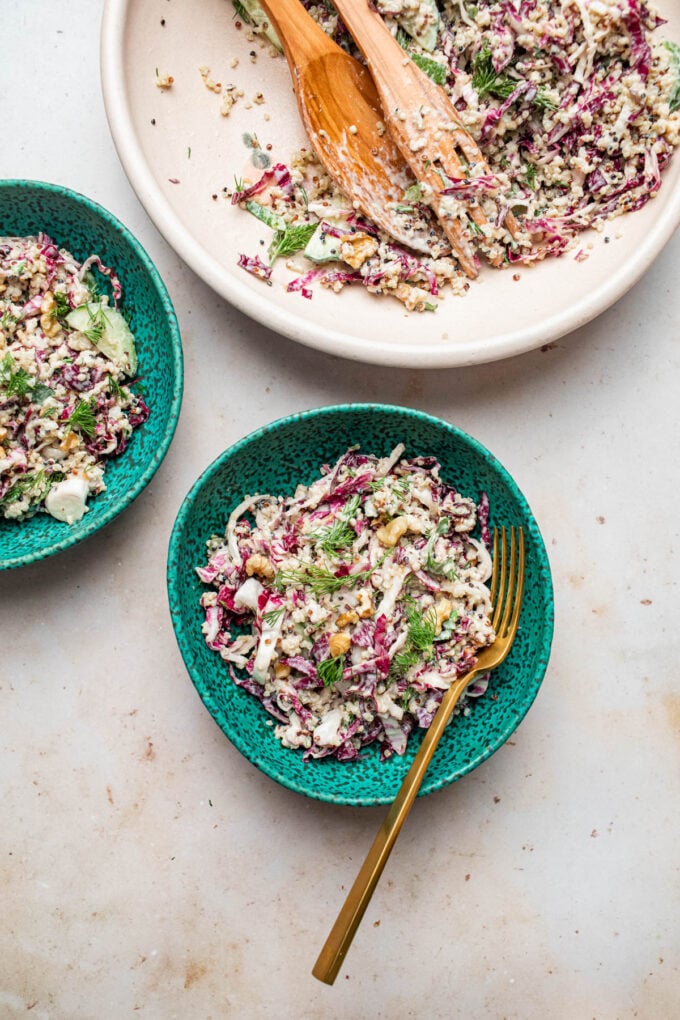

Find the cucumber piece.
[
  {"left": 66, "top": 302, "right": 138, "bottom": 377},
  {"left": 235, "top": 0, "right": 281, "bottom": 50},
  {"left": 303, "top": 224, "right": 343, "bottom": 264},
  {"left": 397, "top": 0, "right": 439, "bottom": 53}
]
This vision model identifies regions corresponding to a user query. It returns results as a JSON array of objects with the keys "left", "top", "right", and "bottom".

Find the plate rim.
[
  {"left": 0, "top": 177, "right": 184, "bottom": 570},
  {"left": 166, "top": 402, "right": 556, "bottom": 805},
  {"left": 101, "top": 0, "right": 680, "bottom": 369}
]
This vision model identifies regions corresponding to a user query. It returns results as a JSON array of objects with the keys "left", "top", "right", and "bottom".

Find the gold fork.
[{"left": 312, "top": 526, "right": 526, "bottom": 985}]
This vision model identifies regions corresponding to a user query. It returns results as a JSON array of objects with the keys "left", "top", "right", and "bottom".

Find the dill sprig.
[
  {"left": 317, "top": 655, "right": 345, "bottom": 687},
  {"left": 268, "top": 221, "right": 318, "bottom": 264},
  {"left": 310, "top": 495, "right": 361, "bottom": 558},
  {"left": 311, "top": 518, "right": 356, "bottom": 558},
  {"left": 262, "top": 606, "right": 285, "bottom": 626},
  {"left": 66, "top": 398, "right": 97, "bottom": 438},
  {"left": 51, "top": 291, "right": 71, "bottom": 320},
  {"left": 390, "top": 600, "right": 437, "bottom": 679},
  {"left": 275, "top": 554, "right": 384, "bottom": 598},
  {"left": 423, "top": 518, "right": 458, "bottom": 581},
  {"left": 0, "top": 469, "right": 64, "bottom": 508},
  {"left": 80, "top": 305, "right": 107, "bottom": 343}
]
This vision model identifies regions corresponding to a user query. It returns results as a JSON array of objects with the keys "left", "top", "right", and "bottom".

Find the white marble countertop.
[{"left": 2, "top": 3, "right": 679, "bottom": 1018}]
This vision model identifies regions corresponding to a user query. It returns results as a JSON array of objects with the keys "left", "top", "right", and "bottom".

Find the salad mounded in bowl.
[
  {"left": 0, "top": 234, "right": 148, "bottom": 525},
  {"left": 197, "top": 444, "right": 496, "bottom": 763},
  {"left": 0, "top": 180, "right": 183, "bottom": 571},
  {"left": 167, "top": 405, "right": 554, "bottom": 806}
]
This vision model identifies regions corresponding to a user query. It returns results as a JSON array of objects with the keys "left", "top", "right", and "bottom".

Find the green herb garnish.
[
  {"left": 317, "top": 655, "right": 346, "bottom": 687},
  {"left": 472, "top": 47, "right": 518, "bottom": 101},
  {"left": 52, "top": 291, "right": 71, "bottom": 320},
  {"left": 275, "top": 554, "right": 385, "bottom": 598},
  {"left": 524, "top": 162, "right": 537, "bottom": 190},
  {"left": 66, "top": 398, "right": 97, "bottom": 438},
  {"left": 423, "top": 518, "right": 457, "bottom": 580},
  {"left": 390, "top": 600, "right": 438, "bottom": 679},
  {"left": 268, "top": 222, "right": 318, "bottom": 264},
  {"left": 262, "top": 606, "right": 285, "bottom": 626},
  {"left": 311, "top": 518, "right": 355, "bottom": 558},
  {"left": 396, "top": 29, "right": 448, "bottom": 85}
]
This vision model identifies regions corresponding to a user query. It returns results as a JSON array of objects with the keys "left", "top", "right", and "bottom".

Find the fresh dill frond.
[
  {"left": 0, "top": 355, "right": 42, "bottom": 400},
  {"left": 275, "top": 555, "right": 384, "bottom": 598},
  {"left": 51, "top": 291, "right": 71, "bottom": 320},
  {"left": 317, "top": 655, "right": 346, "bottom": 687},
  {"left": 268, "top": 221, "right": 318, "bottom": 264},
  {"left": 66, "top": 398, "right": 97, "bottom": 438},
  {"left": 311, "top": 518, "right": 356, "bottom": 558},
  {"left": 423, "top": 518, "right": 457, "bottom": 581},
  {"left": 472, "top": 46, "right": 517, "bottom": 100},
  {"left": 262, "top": 606, "right": 285, "bottom": 626},
  {"left": 390, "top": 599, "right": 438, "bottom": 679},
  {"left": 81, "top": 304, "right": 107, "bottom": 343}
]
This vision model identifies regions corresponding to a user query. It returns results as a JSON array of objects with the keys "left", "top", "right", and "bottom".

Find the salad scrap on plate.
[
  {"left": 231, "top": 0, "right": 680, "bottom": 310},
  {"left": 197, "top": 445, "right": 495, "bottom": 762},
  {"left": 0, "top": 235, "right": 149, "bottom": 524}
]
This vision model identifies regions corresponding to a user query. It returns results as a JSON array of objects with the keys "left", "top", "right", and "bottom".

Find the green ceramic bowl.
[
  {"left": 167, "top": 405, "right": 554, "bottom": 806},
  {"left": 0, "top": 180, "right": 183, "bottom": 570}
]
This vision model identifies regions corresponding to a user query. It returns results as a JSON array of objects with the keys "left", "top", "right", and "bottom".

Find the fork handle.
[{"left": 312, "top": 669, "right": 476, "bottom": 985}]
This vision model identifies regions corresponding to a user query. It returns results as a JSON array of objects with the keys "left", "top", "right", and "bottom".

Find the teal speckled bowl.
[
  {"left": 167, "top": 405, "right": 554, "bottom": 806},
  {"left": 0, "top": 180, "right": 183, "bottom": 570}
]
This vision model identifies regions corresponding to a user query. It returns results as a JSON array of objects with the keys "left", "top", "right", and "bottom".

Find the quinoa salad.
[
  {"left": 197, "top": 445, "right": 495, "bottom": 761},
  {"left": 230, "top": 0, "right": 680, "bottom": 311},
  {"left": 0, "top": 235, "right": 149, "bottom": 524}
]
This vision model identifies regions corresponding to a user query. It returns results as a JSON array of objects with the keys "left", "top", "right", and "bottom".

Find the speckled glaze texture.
[
  {"left": 168, "top": 405, "right": 554, "bottom": 806},
  {"left": 0, "top": 180, "right": 183, "bottom": 569}
]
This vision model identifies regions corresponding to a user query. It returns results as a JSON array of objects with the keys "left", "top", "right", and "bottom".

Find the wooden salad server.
[{"left": 257, "top": 0, "right": 448, "bottom": 257}]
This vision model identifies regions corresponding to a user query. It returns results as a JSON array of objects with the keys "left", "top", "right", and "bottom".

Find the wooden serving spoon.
[
  {"left": 330, "top": 0, "right": 519, "bottom": 275},
  {"left": 257, "top": 0, "right": 448, "bottom": 258}
]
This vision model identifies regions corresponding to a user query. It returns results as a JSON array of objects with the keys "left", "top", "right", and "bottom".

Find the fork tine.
[
  {"left": 491, "top": 527, "right": 507, "bottom": 632},
  {"left": 504, "top": 527, "right": 525, "bottom": 644},
  {"left": 497, "top": 527, "right": 517, "bottom": 637},
  {"left": 489, "top": 528, "right": 500, "bottom": 607}
]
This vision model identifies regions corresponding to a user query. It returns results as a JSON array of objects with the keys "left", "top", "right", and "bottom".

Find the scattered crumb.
[
  {"left": 253, "top": 92, "right": 265, "bottom": 105},
  {"left": 199, "top": 66, "right": 222, "bottom": 93},
  {"left": 231, "top": 57, "right": 240, "bottom": 69},
  {"left": 465, "top": 874, "right": 471, "bottom": 881},
  {"left": 155, "top": 71, "right": 174, "bottom": 90},
  {"left": 596, "top": 515, "right": 605, "bottom": 524},
  {"left": 373, "top": 920, "right": 381, "bottom": 928},
  {"left": 640, "top": 598, "right": 652, "bottom": 606},
  {"left": 220, "top": 84, "right": 245, "bottom": 117}
]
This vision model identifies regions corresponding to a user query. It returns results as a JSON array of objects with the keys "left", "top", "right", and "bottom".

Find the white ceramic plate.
[{"left": 101, "top": 0, "right": 680, "bottom": 368}]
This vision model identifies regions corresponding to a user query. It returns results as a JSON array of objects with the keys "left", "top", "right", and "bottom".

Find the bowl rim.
[
  {"left": 167, "top": 403, "right": 555, "bottom": 805},
  {"left": 0, "top": 178, "right": 184, "bottom": 570}
]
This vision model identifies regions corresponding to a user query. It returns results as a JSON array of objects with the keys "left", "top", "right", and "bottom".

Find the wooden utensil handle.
[{"left": 259, "top": 0, "right": 330, "bottom": 67}]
